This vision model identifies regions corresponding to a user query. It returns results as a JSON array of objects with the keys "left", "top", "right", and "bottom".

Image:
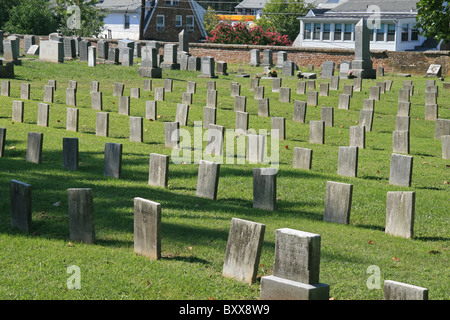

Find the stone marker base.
[
  {"left": 198, "top": 74, "right": 218, "bottom": 79},
  {"left": 161, "top": 63, "right": 180, "bottom": 70},
  {"left": 138, "top": 67, "right": 162, "bottom": 78},
  {"left": 0, "top": 62, "right": 14, "bottom": 78},
  {"left": 351, "top": 68, "right": 376, "bottom": 79},
  {"left": 105, "top": 61, "right": 119, "bottom": 65},
  {"left": 302, "top": 73, "right": 316, "bottom": 79},
  {"left": 260, "top": 276, "right": 329, "bottom": 300}
]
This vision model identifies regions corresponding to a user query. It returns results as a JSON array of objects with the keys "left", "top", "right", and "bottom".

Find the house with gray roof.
[
  {"left": 293, "top": 0, "right": 434, "bottom": 51},
  {"left": 235, "top": 0, "right": 333, "bottom": 18}
]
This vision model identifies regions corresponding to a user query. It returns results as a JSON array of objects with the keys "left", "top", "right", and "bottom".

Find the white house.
[
  {"left": 97, "top": 0, "right": 142, "bottom": 40},
  {"left": 294, "top": 0, "right": 434, "bottom": 51}
]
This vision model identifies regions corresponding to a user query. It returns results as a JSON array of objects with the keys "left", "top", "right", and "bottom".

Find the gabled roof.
[
  {"left": 329, "top": 0, "right": 419, "bottom": 13},
  {"left": 235, "top": 0, "right": 331, "bottom": 10},
  {"left": 96, "top": 0, "right": 141, "bottom": 12}
]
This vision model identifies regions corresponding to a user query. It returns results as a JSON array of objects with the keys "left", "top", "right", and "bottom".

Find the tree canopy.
[{"left": 416, "top": 0, "right": 450, "bottom": 43}]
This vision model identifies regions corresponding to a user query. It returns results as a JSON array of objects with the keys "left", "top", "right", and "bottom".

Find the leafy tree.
[
  {"left": 3, "top": 0, "right": 59, "bottom": 35},
  {"left": 203, "top": 6, "right": 221, "bottom": 35},
  {"left": 0, "top": 0, "right": 20, "bottom": 30},
  {"left": 416, "top": 0, "right": 450, "bottom": 43},
  {"left": 261, "top": 0, "right": 312, "bottom": 41},
  {"left": 52, "top": 0, "right": 107, "bottom": 37}
]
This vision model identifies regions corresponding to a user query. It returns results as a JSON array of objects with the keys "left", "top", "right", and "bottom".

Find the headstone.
[
  {"left": 130, "top": 87, "right": 140, "bottom": 98},
  {"left": 319, "top": 83, "right": 329, "bottom": 96},
  {"left": 282, "top": 60, "right": 296, "bottom": 76},
  {"left": 216, "top": 61, "right": 228, "bottom": 75},
  {"left": 145, "top": 101, "right": 157, "bottom": 121},
  {"left": 20, "top": 83, "right": 30, "bottom": 100},
  {"left": 26, "top": 132, "right": 43, "bottom": 164},
  {"left": 207, "top": 81, "right": 216, "bottom": 91},
  {"left": 1, "top": 80, "right": 10, "bottom": 97},
  {"left": 307, "top": 80, "right": 316, "bottom": 90},
  {"left": 306, "top": 91, "right": 318, "bottom": 106},
  {"left": 253, "top": 168, "right": 277, "bottom": 211},
  {"left": 338, "top": 94, "right": 351, "bottom": 110},
  {"left": 337, "top": 146, "right": 358, "bottom": 177},
  {"left": 339, "top": 61, "right": 350, "bottom": 79},
  {"left": 118, "top": 96, "right": 130, "bottom": 116},
  {"left": 276, "top": 51, "right": 287, "bottom": 68},
  {"left": 343, "top": 84, "right": 353, "bottom": 97},
  {"left": 121, "top": 47, "right": 133, "bottom": 66},
  {"left": 426, "top": 64, "right": 441, "bottom": 77},
  {"left": 91, "top": 92, "right": 103, "bottom": 111},
  {"left": 129, "top": 117, "right": 143, "bottom": 143},
  {"left": 0, "top": 128, "right": 6, "bottom": 157},
  {"left": 7, "top": 35, "right": 20, "bottom": 57},
  {"left": 351, "top": 19, "right": 376, "bottom": 78},
  {"left": 323, "top": 181, "right": 353, "bottom": 224},
  {"left": 260, "top": 229, "right": 329, "bottom": 300},
  {"left": 67, "top": 188, "right": 95, "bottom": 244},
  {"left": 279, "top": 87, "right": 291, "bottom": 103},
  {"left": 10, "top": 180, "right": 32, "bottom": 233},
  {"left": 155, "top": 87, "right": 165, "bottom": 101},
  {"left": 134, "top": 197, "right": 161, "bottom": 260},
  {"left": 66, "top": 88, "right": 76, "bottom": 106},
  {"left": 104, "top": 143, "right": 122, "bottom": 179},
  {"left": 271, "top": 117, "right": 286, "bottom": 140},
  {"left": 12, "top": 100, "right": 24, "bottom": 123},
  {"left": 186, "top": 81, "right": 196, "bottom": 94},
  {"left": 88, "top": 46, "right": 96, "bottom": 67},
  {"left": 425, "top": 92, "right": 437, "bottom": 105},
  {"left": 175, "top": 104, "right": 189, "bottom": 126},
  {"left": 246, "top": 134, "right": 265, "bottom": 163},
  {"left": 377, "top": 66, "right": 384, "bottom": 77},
  {"left": 398, "top": 89, "right": 410, "bottom": 102},
  {"left": 235, "top": 111, "right": 249, "bottom": 134},
  {"left": 369, "top": 86, "right": 380, "bottom": 101},
  {"left": 441, "top": 135, "right": 450, "bottom": 159},
  {"left": 393, "top": 130, "right": 410, "bottom": 154},
  {"left": 434, "top": 119, "right": 450, "bottom": 139},
  {"left": 320, "top": 107, "right": 333, "bottom": 127},
  {"left": 234, "top": 95, "right": 247, "bottom": 112},
  {"left": 188, "top": 55, "right": 200, "bottom": 71},
  {"left": 196, "top": 160, "right": 220, "bottom": 200},
  {"left": 261, "top": 49, "right": 273, "bottom": 67},
  {"left": 148, "top": 153, "right": 169, "bottom": 187},
  {"left": 249, "top": 49, "right": 260, "bottom": 66},
  {"left": 206, "top": 89, "right": 217, "bottom": 108},
  {"left": 293, "top": 147, "right": 312, "bottom": 170},
  {"left": 254, "top": 86, "right": 264, "bottom": 100},
  {"left": 203, "top": 107, "right": 216, "bottom": 129},
  {"left": 165, "top": 122, "right": 179, "bottom": 148},
  {"left": 397, "top": 101, "right": 411, "bottom": 116},
  {"left": 106, "top": 47, "right": 119, "bottom": 65},
  {"left": 309, "top": 121, "right": 324, "bottom": 144},
  {"left": 63, "top": 38, "right": 76, "bottom": 59},
  {"left": 118, "top": 39, "right": 134, "bottom": 62},
  {"left": 24, "top": 35, "right": 36, "bottom": 54},
  {"left": 349, "top": 126, "right": 365, "bottom": 149},
  {"left": 63, "top": 137, "right": 79, "bottom": 170},
  {"left": 79, "top": 40, "right": 91, "bottom": 62},
  {"left": 258, "top": 98, "right": 270, "bottom": 117},
  {"left": 164, "top": 78, "right": 173, "bottom": 92},
  {"left": 27, "top": 45, "right": 40, "bottom": 56},
  {"left": 230, "top": 82, "right": 241, "bottom": 96},
  {"left": 37, "top": 103, "right": 49, "bottom": 127},
  {"left": 205, "top": 124, "right": 225, "bottom": 156},
  {"left": 199, "top": 56, "right": 216, "bottom": 78},
  {"left": 97, "top": 40, "right": 108, "bottom": 59},
  {"left": 96, "top": 112, "right": 109, "bottom": 137},
  {"left": 385, "top": 80, "right": 393, "bottom": 91},
  {"left": 330, "top": 76, "right": 339, "bottom": 91},
  {"left": 385, "top": 191, "right": 415, "bottom": 239},
  {"left": 66, "top": 108, "right": 79, "bottom": 132},
  {"left": 389, "top": 153, "right": 413, "bottom": 187},
  {"left": 43, "top": 85, "right": 54, "bottom": 103},
  {"left": 133, "top": 42, "right": 141, "bottom": 58},
  {"left": 359, "top": 110, "right": 373, "bottom": 132},
  {"left": 250, "top": 78, "right": 260, "bottom": 91},
  {"left": 320, "top": 61, "right": 335, "bottom": 78},
  {"left": 363, "top": 99, "right": 374, "bottom": 111},
  {"left": 222, "top": 218, "right": 265, "bottom": 285},
  {"left": 384, "top": 280, "right": 428, "bottom": 300},
  {"left": 143, "top": 79, "right": 152, "bottom": 91},
  {"left": 403, "top": 84, "right": 414, "bottom": 96},
  {"left": 293, "top": 101, "right": 307, "bottom": 123},
  {"left": 161, "top": 43, "right": 179, "bottom": 69},
  {"left": 376, "top": 81, "right": 386, "bottom": 94},
  {"left": 353, "top": 77, "right": 362, "bottom": 92},
  {"left": 425, "top": 85, "right": 438, "bottom": 96},
  {"left": 395, "top": 116, "right": 410, "bottom": 131},
  {"left": 90, "top": 81, "right": 99, "bottom": 93}
]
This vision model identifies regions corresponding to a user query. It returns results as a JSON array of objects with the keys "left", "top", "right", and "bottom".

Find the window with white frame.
[
  {"left": 176, "top": 15, "right": 182, "bottom": 27},
  {"left": 387, "top": 24, "right": 395, "bottom": 42},
  {"left": 376, "top": 24, "right": 385, "bottom": 41},
  {"left": 313, "top": 23, "right": 321, "bottom": 40},
  {"left": 401, "top": 24, "right": 409, "bottom": 41},
  {"left": 124, "top": 14, "right": 130, "bottom": 29},
  {"left": 156, "top": 15, "right": 165, "bottom": 31},
  {"left": 334, "top": 23, "right": 342, "bottom": 40},
  {"left": 304, "top": 23, "right": 312, "bottom": 40},
  {"left": 344, "top": 23, "right": 352, "bottom": 41},
  {"left": 411, "top": 24, "right": 418, "bottom": 41},
  {"left": 186, "top": 15, "right": 194, "bottom": 31},
  {"left": 323, "top": 23, "right": 331, "bottom": 40}
]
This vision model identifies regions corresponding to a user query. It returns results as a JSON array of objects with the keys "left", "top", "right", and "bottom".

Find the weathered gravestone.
[
  {"left": 145, "top": 101, "right": 157, "bottom": 121},
  {"left": 249, "top": 49, "right": 260, "bottom": 66},
  {"left": 26, "top": 132, "right": 43, "bottom": 164},
  {"left": 230, "top": 82, "right": 241, "bottom": 96},
  {"left": 254, "top": 86, "right": 265, "bottom": 100},
  {"left": 24, "top": 35, "right": 36, "bottom": 54},
  {"left": 442, "top": 135, "right": 450, "bottom": 159},
  {"left": 0, "top": 127, "right": 6, "bottom": 157},
  {"left": 351, "top": 19, "right": 376, "bottom": 78},
  {"left": 389, "top": 153, "right": 413, "bottom": 187},
  {"left": 118, "top": 96, "right": 130, "bottom": 116},
  {"left": 196, "top": 160, "right": 220, "bottom": 200},
  {"left": 129, "top": 117, "right": 143, "bottom": 143},
  {"left": 397, "top": 101, "right": 411, "bottom": 117},
  {"left": 205, "top": 124, "right": 225, "bottom": 157},
  {"left": 434, "top": 119, "right": 450, "bottom": 139},
  {"left": 293, "top": 147, "right": 312, "bottom": 170},
  {"left": 1, "top": 80, "right": 10, "bottom": 97},
  {"left": 131, "top": 87, "right": 140, "bottom": 99},
  {"left": 369, "top": 86, "right": 380, "bottom": 101},
  {"left": 282, "top": 60, "right": 296, "bottom": 76},
  {"left": 66, "top": 88, "right": 76, "bottom": 106},
  {"left": 323, "top": 181, "right": 353, "bottom": 224},
  {"left": 339, "top": 61, "right": 351, "bottom": 79},
  {"left": 10, "top": 180, "right": 32, "bottom": 233},
  {"left": 21, "top": 83, "right": 30, "bottom": 100},
  {"left": 134, "top": 197, "right": 161, "bottom": 260},
  {"left": 12, "top": 100, "right": 24, "bottom": 123},
  {"left": 106, "top": 47, "right": 119, "bottom": 65},
  {"left": 199, "top": 56, "right": 217, "bottom": 78},
  {"left": 359, "top": 110, "right": 374, "bottom": 132},
  {"left": 161, "top": 43, "right": 179, "bottom": 69},
  {"left": 118, "top": 39, "right": 134, "bottom": 62},
  {"left": 385, "top": 191, "right": 415, "bottom": 239},
  {"left": 97, "top": 40, "right": 108, "bottom": 60},
  {"left": 175, "top": 104, "right": 189, "bottom": 126},
  {"left": 216, "top": 61, "right": 228, "bottom": 75},
  {"left": 330, "top": 76, "right": 339, "bottom": 91},
  {"left": 349, "top": 126, "right": 365, "bottom": 149},
  {"left": 234, "top": 95, "right": 246, "bottom": 113},
  {"left": 271, "top": 117, "right": 286, "bottom": 140},
  {"left": 258, "top": 98, "right": 270, "bottom": 117},
  {"left": 338, "top": 94, "right": 351, "bottom": 110},
  {"left": 148, "top": 153, "right": 169, "bottom": 188},
  {"left": 104, "top": 143, "right": 123, "bottom": 179},
  {"left": 63, "top": 37, "right": 76, "bottom": 60},
  {"left": 392, "top": 130, "right": 410, "bottom": 154},
  {"left": 320, "top": 61, "right": 334, "bottom": 79},
  {"left": 88, "top": 46, "right": 96, "bottom": 67},
  {"left": 91, "top": 92, "right": 102, "bottom": 111},
  {"left": 309, "top": 120, "right": 325, "bottom": 144},
  {"left": 63, "top": 137, "right": 79, "bottom": 170},
  {"left": 164, "top": 78, "right": 173, "bottom": 92},
  {"left": 96, "top": 112, "right": 109, "bottom": 137},
  {"left": 261, "top": 49, "right": 273, "bottom": 67},
  {"left": 121, "top": 47, "right": 133, "bottom": 66},
  {"left": 206, "top": 89, "right": 217, "bottom": 108},
  {"left": 276, "top": 51, "right": 287, "bottom": 68},
  {"left": 384, "top": 280, "right": 428, "bottom": 300},
  {"left": 395, "top": 116, "right": 410, "bottom": 131},
  {"left": 260, "top": 228, "right": 329, "bottom": 300},
  {"left": 426, "top": 64, "right": 441, "bottom": 77},
  {"left": 337, "top": 146, "right": 358, "bottom": 177},
  {"left": 222, "top": 218, "right": 265, "bottom": 285},
  {"left": 279, "top": 87, "right": 291, "bottom": 103},
  {"left": 293, "top": 100, "right": 307, "bottom": 123},
  {"left": 43, "top": 85, "right": 54, "bottom": 103},
  {"left": 203, "top": 107, "right": 216, "bottom": 129},
  {"left": 319, "top": 83, "right": 329, "bottom": 96},
  {"left": 67, "top": 188, "right": 95, "bottom": 244},
  {"left": 79, "top": 40, "right": 91, "bottom": 62},
  {"left": 253, "top": 168, "right": 277, "bottom": 211},
  {"left": 165, "top": 122, "right": 179, "bottom": 148},
  {"left": 155, "top": 87, "right": 165, "bottom": 101},
  {"left": 307, "top": 91, "right": 318, "bottom": 106},
  {"left": 235, "top": 111, "right": 249, "bottom": 134},
  {"left": 320, "top": 107, "right": 333, "bottom": 127},
  {"left": 66, "top": 108, "right": 79, "bottom": 132},
  {"left": 247, "top": 134, "right": 265, "bottom": 164}
]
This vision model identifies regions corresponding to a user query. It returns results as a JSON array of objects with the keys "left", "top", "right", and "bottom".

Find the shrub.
[{"left": 206, "top": 22, "right": 292, "bottom": 46}]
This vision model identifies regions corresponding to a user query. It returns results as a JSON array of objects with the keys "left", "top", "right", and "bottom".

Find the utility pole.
[{"left": 139, "top": 0, "right": 145, "bottom": 40}]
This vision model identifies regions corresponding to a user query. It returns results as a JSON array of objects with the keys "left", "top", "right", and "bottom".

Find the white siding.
[{"left": 99, "top": 12, "right": 141, "bottom": 40}]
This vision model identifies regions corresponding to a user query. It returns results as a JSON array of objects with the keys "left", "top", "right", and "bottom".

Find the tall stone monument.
[{"left": 351, "top": 19, "right": 376, "bottom": 79}]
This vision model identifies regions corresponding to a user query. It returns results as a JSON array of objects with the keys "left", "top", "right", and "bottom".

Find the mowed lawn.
[{"left": 0, "top": 56, "right": 448, "bottom": 300}]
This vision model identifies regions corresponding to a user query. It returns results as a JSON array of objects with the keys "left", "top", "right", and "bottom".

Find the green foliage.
[
  {"left": 3, "top": 0, "right": 59, "bottom": 35},
  {"left": 262, "top": 0, "right": 312, "bottom": 41},
  {"left": 416, "top": 0, "right": 450, "bottom": 43},
  {"left": 0, "top": 0, "right": 20, "bottom": 30},
  {"left": 203, "top": 6, "right": 221, "bottom": 35}
]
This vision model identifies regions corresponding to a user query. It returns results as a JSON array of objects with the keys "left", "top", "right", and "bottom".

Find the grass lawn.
[{"left": 0, "top": 55, "right": 448, "bottom": 301}]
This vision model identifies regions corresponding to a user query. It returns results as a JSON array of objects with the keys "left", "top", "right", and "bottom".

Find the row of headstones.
[{"left": 7, "top": 177, "right": 429, "bottom": 299}]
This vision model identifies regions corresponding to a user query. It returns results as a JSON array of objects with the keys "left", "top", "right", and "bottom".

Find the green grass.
[{"left": 0, "top": 56, "right": 448, "bottom": 300}]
